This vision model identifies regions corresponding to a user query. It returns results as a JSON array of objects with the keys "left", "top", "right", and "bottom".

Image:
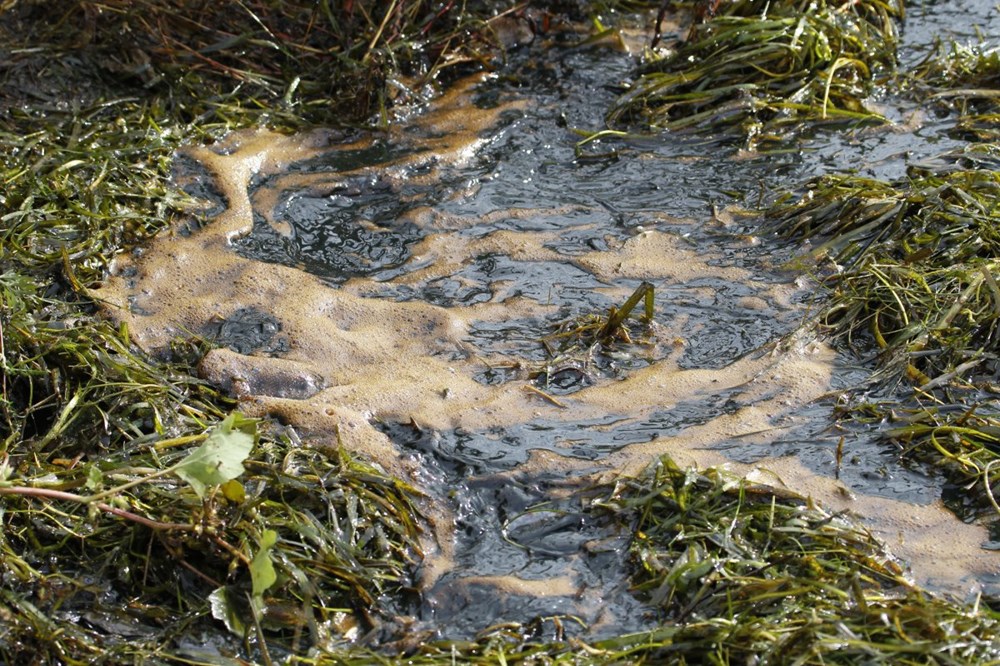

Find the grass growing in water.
[
  {"left": 909, "top": 40, "right": 1000, "bottom": 141},
  {"left": 766, "top": 143, "right": 1000, "bottom": 516},
  {"left": 881, "top": 401, "right": 1000, "bottom": 521},
  {"left": 534, "top": 281, "right": 657, "bottom": 393},
  {"left": 768, "top": 154, "right": 1000, "bottom": 386},
  {"left": 593, "top": 456, "right": 1000, "bottom": 663},
  {"left": 606, "top": 0, "right": 903, "bottom": 147},
  {"left": 911, "top": 41, "right": 1000, "bottom": 107},
  {"left": 2, "top": 0, "right": 1000, "bottom": 661},
  {"left": 756, "top": 14, "right": 1000, "bottom": 521}
]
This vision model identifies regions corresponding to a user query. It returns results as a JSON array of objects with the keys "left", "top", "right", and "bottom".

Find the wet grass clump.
[
  {"left": 296, "top": 456, "right": 1000, "bottom": 663},
  {"left": 767, "top": 157, "right": 1000, "bottom": 387},
  {"left": 0, "top": 267, "right": 227, "bottom": 459},
  {"left": 0, "top": 411, "right": 425, "bottom": 663},
  {"left": 607, "top": 0, "right": 902, "bottom": 148},
  {"left": 0, "top": 0, "right": 508, "bottom": 128},
  {"left": 767, "top": 147, "right": 1000, "bottom": 517},
  {"left": 882, "top": 401, "right": 1000, "bottom": 521},
  {"left": 908, "top": 41, "right": 1000, "bottom": 141},
  {"left": 592, "top": 456, "right": 1000, "bottom": 664},
  {"left": 911, "top": 42, "right": 1000, "bottom": 109}
]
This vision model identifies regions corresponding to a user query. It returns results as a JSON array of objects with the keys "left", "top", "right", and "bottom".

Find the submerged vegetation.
[
  {"left": 909, "top": 41, "right": 1000, "bottom": 141},
  {"left": 607, "top": 0, "right": 903, "bottom": 147},
  {"left": 2, "top": 0, "right": 1000, "bottom": 663},
  {"left": 911, "top": 41, "right": 1000, "bottom": 107}
]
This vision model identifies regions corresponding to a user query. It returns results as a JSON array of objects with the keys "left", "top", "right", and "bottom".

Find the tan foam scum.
[{"left": 94, "top": 75, "right": 993, "bottom": 595}]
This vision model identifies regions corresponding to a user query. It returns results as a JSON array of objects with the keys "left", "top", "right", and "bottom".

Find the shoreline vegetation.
[{"left": 2, "top": 0, "right": 999, "bottom": 663}]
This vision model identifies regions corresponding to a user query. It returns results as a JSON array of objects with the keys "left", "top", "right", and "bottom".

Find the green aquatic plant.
[
  {"left": 0, "top": 414, "right": 425, "bottom": 663},
  {"left": 588, "top": 456, "right": 1000, "bottom": 664},
  {"left": 907, "top": 40, "right": 1000, "bottom": 140},
  {"left": 910, "top": 41, "right": 1000, "bottom": 113},
  {"left": 534, "top": 281, "right": 657, "bottom": 392},
  {"left": 953, "top": 113, "right": 1000, "bottom": 142},
  {"left": 767, "top": 145, "right": 1000, "bottom": 518},
  {"left": 879, "top": 400, "right": 1000, "bottom": 520},
  {"left": 767, "top": 151, "right": 1000, "bottom": 387},
  {"left": 291, "top": 456, "right": 1000, "bottom": 663},
  {"left": 607, "top": 0, "right": 903, "bottom": 147},
  {"left": 0, "top": 411, "right": 256, "bottom": 527}
]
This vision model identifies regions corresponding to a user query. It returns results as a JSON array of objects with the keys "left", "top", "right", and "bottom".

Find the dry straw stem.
[{"left": 535, "top": 281, "right": 656, "bottom": 389}]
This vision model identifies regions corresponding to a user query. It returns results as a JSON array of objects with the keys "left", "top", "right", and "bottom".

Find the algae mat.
[{"left": 93, "top": 75, "right": 996, "bottom": 632}]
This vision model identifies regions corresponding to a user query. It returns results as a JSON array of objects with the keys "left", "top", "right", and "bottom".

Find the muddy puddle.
[{"left": 95, "top": 8, "right": 998, "bottom": 643}]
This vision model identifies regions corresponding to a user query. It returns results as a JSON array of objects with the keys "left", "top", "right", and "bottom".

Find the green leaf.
[
  {"left": 85, "top": 465, "right": 104, "bottom": 491},
  {"left": 208, "top": 587, "right": 245, "bottom": 636},
  {"left": 220, "top": 478, "right": 246, "bottom": 503},
  {"left": 250, "top": 529, "right": 278, "bottom": 598},
  {"left": 174, "top": 412, "right": 256, "bottom": 498}
]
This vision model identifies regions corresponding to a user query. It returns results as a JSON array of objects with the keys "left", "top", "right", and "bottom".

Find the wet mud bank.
[{"left": 95, "top": 32, "right": 998, "bottom": 641}]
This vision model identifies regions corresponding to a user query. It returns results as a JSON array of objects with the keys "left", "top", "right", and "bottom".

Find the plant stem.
[{"left": 0, "top": 485, "right": 193, "bottom": 530}]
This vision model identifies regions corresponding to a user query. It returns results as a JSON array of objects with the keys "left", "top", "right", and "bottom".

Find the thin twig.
[{"left": 0, "top": 485, "right": 194, "bottom": 530}]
